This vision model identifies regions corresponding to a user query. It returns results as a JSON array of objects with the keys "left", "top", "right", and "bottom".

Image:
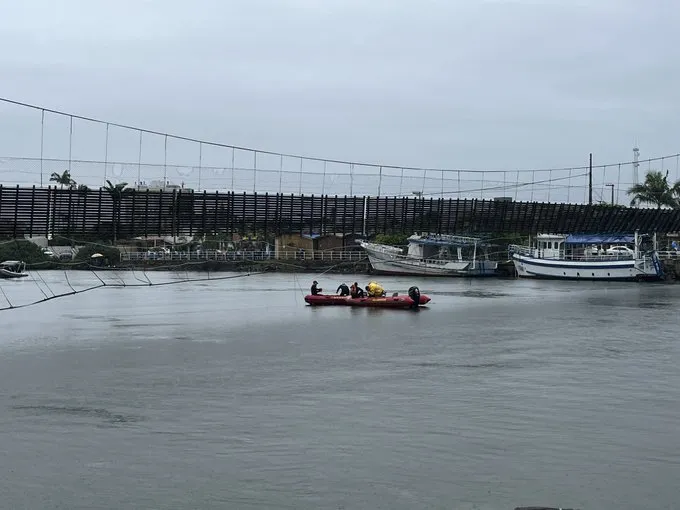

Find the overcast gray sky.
[{"left": 0, "top": 0, "right": 678, "bottom": 201}]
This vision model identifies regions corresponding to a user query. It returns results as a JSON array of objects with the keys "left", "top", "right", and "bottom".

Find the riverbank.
[
  {"left": 26, "top": 258, "right": 373, "bottom": 275},
  {"left": 120, "top": 258, "right": 374, "bottom": 274},
  {"left": 20, "top": 258, "right": 680, "bottom": 280},
  {"left": 22, "top": 258, "right": 521, "bottom": 278}
]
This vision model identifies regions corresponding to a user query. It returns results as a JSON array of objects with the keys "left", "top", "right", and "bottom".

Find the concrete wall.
[
  {"left": 274, "top": 234, "right": 345, "bottom": 259},
  {"left": 275, "top": 234, "right": 314, "bottom": 259},
  {"left": 317, "top": 235, "right": 344, "bottom": 252}
]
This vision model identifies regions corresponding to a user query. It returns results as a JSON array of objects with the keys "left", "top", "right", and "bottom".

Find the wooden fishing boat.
[{"left": 0, "top": 260, "right": 28, "bottom": 279}]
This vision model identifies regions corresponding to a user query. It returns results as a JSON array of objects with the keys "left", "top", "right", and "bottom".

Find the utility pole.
[
  {"left": 588, "top": 153, "right": 593, "bottom": 205},
  {"left": 606, "top": 183, "right": 614, "bottom": 204}
]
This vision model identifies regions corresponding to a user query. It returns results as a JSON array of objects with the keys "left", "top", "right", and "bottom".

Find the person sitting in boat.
[
  {"left": 311, "top": 280, "right": 322, "bottom": 295},
  {"left": 336, "top": 283, "right": 350, "bottom": 296},
  {"left": 366, "top": 281, "right": 386, "bottom": 297},
  {"left": 350, "top": 282, "right": 364, "bottom": 298}
]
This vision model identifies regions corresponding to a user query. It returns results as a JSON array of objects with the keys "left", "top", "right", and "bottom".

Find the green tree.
[
  {"left": 0, "top": 240, "right": 51, "bottom": 265},
  {"left": 373, "top": 233, "right": 409, "bottom": 246},
  {"left": 49, "top": 169, "right": 76, "bottom": 189},
  {"left": 74, "top": 244, "right": 120, "bottom": 266},
  {"left": 627, "top": 170, "right": 679, "bottom": 209},
  {"left": 101, "top": 180, "right": 132, "bottom": 243}
]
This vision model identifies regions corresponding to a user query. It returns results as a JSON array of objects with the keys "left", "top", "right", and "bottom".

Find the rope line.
[
  {"left": 0, "top": 270, "right": 263, "bottom": 312},
  {"left": 2, "top": 96, "right": 679, "bottom": 175},
  {"left": 0, "top": 167, "right": 597, "bottom": 197},
  {"left": 1, "top": 228, "right": 371, "bottom": 312},
  {"left": 2, "top": 154, "right": 676, "bottom": 177}
]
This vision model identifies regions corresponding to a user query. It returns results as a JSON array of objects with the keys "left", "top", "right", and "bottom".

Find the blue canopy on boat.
[{"left": 564, "top": 234, "right": 635, "bottom": 245}]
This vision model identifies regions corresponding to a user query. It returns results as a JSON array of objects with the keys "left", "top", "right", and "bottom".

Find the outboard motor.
[{"left": 407, "top": 286, "right": 421, "bottom": 308}]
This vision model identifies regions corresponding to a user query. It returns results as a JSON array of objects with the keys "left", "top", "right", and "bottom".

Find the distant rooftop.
[{"left": 135, "top": 180, "right": 194, "bottom": 192}]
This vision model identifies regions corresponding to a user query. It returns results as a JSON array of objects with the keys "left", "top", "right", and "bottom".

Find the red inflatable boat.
[{"left": 305, "top": 286, "right": 431, "bottom": 309}]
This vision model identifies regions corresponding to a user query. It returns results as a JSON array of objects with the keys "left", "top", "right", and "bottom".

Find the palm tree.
[
  {"left": 101, "top": 180, "right": 131, "bottom": 243},
  {"left": 49, "top": 169, "right": 76, "bottom": 189},
  {"left": 73, "top": 184, "right": 90, "bottom": 232},
  {"left": 627, "top": 170, "right": 679, "bottom": 209},
  {"left": 48, "top": 170, "right": 77, "bottom": 237},
  {"left": 671, "top": 180, "right": 680, "bottom": 206}
]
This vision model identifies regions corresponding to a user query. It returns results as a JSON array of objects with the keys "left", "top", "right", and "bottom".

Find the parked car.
[{"left": 606, "top": 246, "right": 634, "bottom": 257}]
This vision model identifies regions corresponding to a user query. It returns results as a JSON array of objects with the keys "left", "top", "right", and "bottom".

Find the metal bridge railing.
[{"left": 120, "top": 250, "right": 366, "bottom": 262}]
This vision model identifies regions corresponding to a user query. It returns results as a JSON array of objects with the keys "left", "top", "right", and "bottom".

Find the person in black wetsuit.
[
  {"left": 311, "top": 280, "right": 322, "bottom": 295},
  {"left": 336, "top": 283, "right": 350, "bottom": 296}
]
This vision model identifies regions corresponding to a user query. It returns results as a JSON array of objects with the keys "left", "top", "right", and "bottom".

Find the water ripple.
[
  {"left": 0, "top": 273, "right": 679, "bottom": 510},
  {"left": 10, "top": 404, "right": 143, "bottom": 425}
]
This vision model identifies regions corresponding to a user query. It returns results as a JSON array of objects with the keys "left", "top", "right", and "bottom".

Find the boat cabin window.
[
  {"left": 540, "top": 241, "right": 562, "bottom": 250},
  {"left": 537, "top": 239, "right": 564, "bottom": 259}
]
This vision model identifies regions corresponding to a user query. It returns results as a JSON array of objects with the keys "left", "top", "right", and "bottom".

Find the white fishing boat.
[
  {"left": 0, "top": 260, "right": 29, "bottom": 279},
  {"left": 509, "top": 232, "right": 663, "bottom": 281},
  {"left": 359, "top": 233, "right": 498, "bottom": 276}
]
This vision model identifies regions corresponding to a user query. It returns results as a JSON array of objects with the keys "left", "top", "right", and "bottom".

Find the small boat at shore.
[
  {"left": 359, "top": 233, "right": 498, "bottom": 277},
  {"left": 305, "top": 286, "right": 431, "bottom": 309},
  {"left": 0, "top": 260, "right": 29, "bottom": 279}
]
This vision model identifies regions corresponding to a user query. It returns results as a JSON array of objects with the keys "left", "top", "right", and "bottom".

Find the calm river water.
[{"left": 1, "top": 271, "right": 679, "bottom": 510}]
